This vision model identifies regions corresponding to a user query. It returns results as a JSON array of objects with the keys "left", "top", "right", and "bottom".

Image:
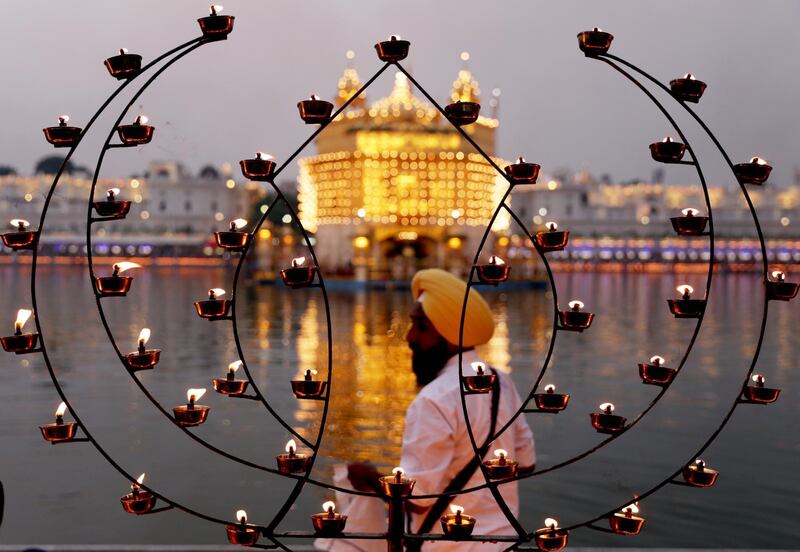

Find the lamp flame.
[
  {"left": 471, "top": 361, "right": 486, "bottom": 374},
  {"left": 544, "top": 384, "right": 556, "bottom": 393},
  {"left": 187, "top": 388, "right": 207, "bottom": 402},
  {"left": 322, "top": 501, "right": 336, "bottom": 513},
  {"left": 138, "top": 328, "right": 151, "bottom": 345},
  {"left": 750, "top": 156, "right": 768, "bottom": 165},
  {"left": 599, "top": 402, "right": 615, "bottom": 412},
  {"left": 255, "top": 152, "right": 274, "bottom": 160},
  {"left": 516, "top": 156, "right": 526, "bottom": 164},
  {"left": 390, "top": 34, "right": 402, "bottom": 40},
  {"left": 231, "top": 218, "right": 248, "bottom": 230},
  {"left": 15, "top": 309, "right": 33, "bottom": 331},
  {"left": 236, "top": 509, "right": 247, "bottom": 523},
  {"left": 113, "top": 261, "right": 141, "bottom": 274},
  {"left": 752, "top": 374, "right": 765, "bottom": 384},
  {"left": 210, "top": 4, "right": 223, "bottom": 15},
  {"left": 58, "top": 115, "right": 70, "bottom": 124},
  {"left": 771, "top": 270, "right": 785, "bottom": 281},
  {"left": 136, "top": 473, "right": 146, "bottom": 485},
  {"left": 546, "top": 221, "right": 558, "bottom": 231},
  {"left": 489, "top": 255, "right": 505, "bottom": 265},
  {"left": 681, "top": 207, "right": 698, "bottom": 217},
  {"left": 649, "top": 355, "right": 665, "bottom": 365},
  {"left": 120, "top": 48, "right": 129, "bottom": 54},
  {"left": 677, "top": 284, "right": 694, "bottom": 296},
  {"left": 285, "top": 439, "right": 297, "bottom": 454},
  {"left": 392, "top": 467, "right": 405, "bottom": 478},
  {"left": 291, "top": 256, "right": 306, "bottom": 268},
  {"left": 10, "top": 219, "right": 30, "bottom": 229},
  {"left": 55, "top": 401, "right": 67, "bottom": 417},
  {"left": 622, "top": 503, "right": 640, "bottom": 515},
  {"left": 450, "top": 504, "right": 464, "bottom": 516},
  {"left": 108, "top": 188, "right": 121, "bottom": 197},
  {"left": 135, "top": 115, "right": 148, "bottom": 125},
  {"left": 228, "top": 360, "right": 243, "bottom": 373},
  {"left": 209, "top": 288, "right": 226, "bottom": 298},
  {"left": 568, "top": 300, "right": 584, "bottom": 310},
  {"left": 662, "top": 136, "right": 672, "bottom": 143},
  {"left": 493, "top": 449, "right": 507, "bottom": 459},
  {"left": 683, "top": 73, "right": 696, "bottom": 80},
  {"left": 544, "top": 518, "right": 559, "bottom": 530}
]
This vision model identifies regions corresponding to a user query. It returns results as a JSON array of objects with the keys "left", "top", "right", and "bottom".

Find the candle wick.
[
  {"left": 327, "top": 507, "right": 335, "bottom": 518},
  {"left": 305, "top": 370, "right": 312, "bottom": 381}
]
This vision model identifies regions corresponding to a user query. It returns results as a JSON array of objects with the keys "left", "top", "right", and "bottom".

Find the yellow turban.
[{"left": 411, "top": 269, "right": 494, "bottom": 347}]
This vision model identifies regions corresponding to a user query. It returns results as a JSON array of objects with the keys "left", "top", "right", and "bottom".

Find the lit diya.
[
  {"left": 120, "top": 473, "right": 157, "bottom": 514},
  {"left": 1, "top": 308, "right": 39, "bottom": 354},
  {"left": 638, "top": 355, "right": 676, "bottom": 386},
  {"left": 194, "top": 288, "right": 231, "bottom": 320},
  {"left": 533, "top": 384, "right": 570, "bottom": 412},
  {"left": 93, "top": 188, "right": 131, "bottom": 219},
  {"left": 766, "top": 270, "right": 799, "bottom": 301},
  {"left": 444, "top": 100, "right": 481, "bottom": 126},
  {"left": 462, "top": 361, "right": 496, "bottom": 393},
  {"left": 667, "top": 284, "right": 705, "bottom": 318},
  {"left": 215, "top": 218, "right": 251, "bottom": 251},
  {"left": 173, "top": 388, "right": 210, "bottom": 427},
  {"left": 682, "top": 458, "right": 719, "bottom": 488},
  {"left": 226, "top": 509, "right": 260, "bottom": 546},
  {"left": 2, "top": 219, "right": 37, "bottom": 250},
  {"left": 374, "top": 35, "right": 409, "bottom": 62},
  {"left": 297, "top": 95, "right": 334, "bottom": 124},
  {"left": 670, "top": 207, "right": 708, "bottom": 236},
  {"left": 276, "top": 439, "right": 311, "bottom": 474},
  {"left": 291, "top": 369, "right": 327, "bottom": 399},
  {"left": 475, "top": 255, "right": 510, "bottom": 285},
  {"left": 669, "top": 73, "right": 707, "bottom": 103},
  {"left": 117, "top": 115, "right": 154, "bottom": 146},
  {"left": 577, "top": 28, "right": 614, "bottom": 56},
  {"left": 590, "top": 402, "right": 627, "bottom": 434},
  {"left": 379, "top": 467, "right": 415, "bottom": 497},
  {"left": 733, "top": 156, "right": 772, "bottom": 185},
  {"left": 742, "top": 374, "right": 780, "bottom": 404},
  {"left": 213, "top": 360, "right": 249, "bottom": 395},
  {"left": 124, "top": 328, "right": 160, "bottom": 371},
  {"left": 535, "top": 221, "right": 569, "bottom": 252},
  {"left": 95, "top": 261, "right": 140, "bottom": 297},
  {"left": 609, "top": 502, "right": 645, "bottom": 535},
  {"left": 311, "top": 501, "right": 347, "bottom": 535},
  {"left": 504, "top": 156, "right": 540, "bottom": 184},
  {"left": 534, "top": 518, "right": 568, "bottom": 552},
  {"left": 440, "top": 504, "right": 476, "bottom": 538},
  {"left": 482, "top": 449, "right": 517, "bottom": 480},
  {"left": 281, "top": 256, "right": 316, "bottom": 288},
  {"left": 239, "top": 152, "right": 276, "bottom": 181},
  {"left": 559, "top": 300, "right": 594, "bottom": 331},
  {"left": 39, "top": 401, "right": 78, "bottom": 443},
  {"left": 649, "top": 136, "right": 686, "bottom": 163},
  {"left": 197, "top": 4, "right": 235, "bottom": 39},
  {"left": 43, "top": 115, "right": 82, "bottom": 148},
  {"left": 104, "top": 48, "right": 142, "bottom": 80}
]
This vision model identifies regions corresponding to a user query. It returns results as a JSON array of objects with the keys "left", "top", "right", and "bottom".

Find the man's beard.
[{"left": 410, "top": 337, "right": 453, "bottom": 387}]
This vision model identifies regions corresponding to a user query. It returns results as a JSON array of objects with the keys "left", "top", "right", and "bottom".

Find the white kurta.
[{"left": 400, "top": 350, "right": 536, "bottom": 551}]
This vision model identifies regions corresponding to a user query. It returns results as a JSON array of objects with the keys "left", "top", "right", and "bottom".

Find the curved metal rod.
[{"left": 563, "top": 52, "right": 772, "bottom": 535}]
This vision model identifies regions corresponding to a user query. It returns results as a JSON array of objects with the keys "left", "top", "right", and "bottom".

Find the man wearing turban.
[{"left": 347, "top": 269, "right": 536, "bottom": 550}]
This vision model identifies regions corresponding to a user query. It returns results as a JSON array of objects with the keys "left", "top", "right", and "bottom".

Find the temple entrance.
[{"left": 381, "top": 234, "right": 437, "bottom": 280}]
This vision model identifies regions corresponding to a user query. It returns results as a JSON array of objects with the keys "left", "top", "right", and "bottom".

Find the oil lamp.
[
  {"left": 475, "top": 255, "right": 510, "bottom": 285},
  {"left": 213, "top": 360, "right": 250, "bottom": 395},
  {"left": 668, "top": 284, "right": 705, "bottom": 318},
  {"left": 117, "top": 115, "right": 154, "bottom": 146},
  {"left": 95, "top": 261, "right": 140, "bottom": 297},
  {"left": 462, "top": 361, "right": 496, "bottom": 393},
  {"left": 43, "top": 115, "right": 82, "bottom": 148},
  {"left": 197, "top": 4, "right": 234, "bottom": 39},
  {"left": 682, "top": 458, "right": 719, "bottom": 488},
  {"left": 374, "top": 35, "right": 409, "bottom": 62},
  {"left": 124, "top": 328, "right": 161, "bottom": 371},
  {"left": 533, "top": 384, "right": 570, "bottom": 412},
  {"left": 297, "top": 95, "right": 334, "bottom": 124},
  {"left": 2, "top": 219, "right": 37, "bottom": 250},
  {"left": 483, "top": 449, "right": 518, "bottom": 480},
  {"left": 766, "top": 270, "right": 798, "bottom": 301},
  {"left": 590, "top": 402, "right": 627, "bottom": 434},
  {"left": 239, "top": 152, "right": 276, "bottom": 181},
  {"left": 638, "top": 355, "right": 676, "bottom": 386},
  {"left": 535, "top": 221, "right": 570, "bottom": 252},
  {"left": 194, "top": 288, "right": 231, "bottom": 320},
  {"left": 670, "top": 207, "right": 708, "bottom": 236},
  {"left": 609, "top": 502, "right": 645, "bottom": 535},
  {"left": 312, "top": 501, "right": 347, "bottom": 535},
  {"left": 281, "top": 256, "right": 316, "bottom": 288},
  {"left": 173, "top": 388, "right": 210, "bottom": 426},
  {"left": 649, "top": 136, "right": 686, "bottom": 163},
  {"left": 104, "top": 48, "right": 142, "bottom": 80},
  {"left": 577, "top": 28, "right": 614, "bottom": 56},
  {"left": 733, "top": 156, "right": 773, "bottom": 185},
  {"left": 215, "top": 218, "right": 251, "bottom": 251},
  {"left": 742, "top": 374, "right": 780, "bottom": 404},
  {"left": 93, "top": 188, "right": 132, "bottom": 219},
  {"left": 534, "top": 518, "right": 568, "bottom": 552},
  {"left": 120, "top": 473, "right": 157, "bottom": 514},
  {"left": 444, "top": 100, "right": 481, "bottom": 126},
  {"left": 669, "top": 73, "right": 707, "bottom": 103},
  {"left": 379, "top": 467, "right": 416, "bottom": 497},
  {"left": 559, "top": 300, "right": 594, "bottom": 331},
  {"left": 440, "top": 504, "right": 476, "bottom": 538},
  {"left": 39, "top": 401, "right": 78, "bottom": 443},
  {"left": 276, "top": 439, "right": 311, "bottom": 474},
  {"left": 291, "top": 369, "right": 327, "bottom": 399},
  {"left": 504, "top": 157, "right": 540, "bottom": 184},
  {"left": 1, "top": 308, "right": 39, "bottom": 353},
  {"left": 226, "top": 509, "right": 260, "bottom": 546}
]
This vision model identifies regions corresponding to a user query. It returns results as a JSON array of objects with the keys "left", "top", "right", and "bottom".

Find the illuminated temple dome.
[{"left": 298, "top": 52, "right": 508, "bottom": 281}]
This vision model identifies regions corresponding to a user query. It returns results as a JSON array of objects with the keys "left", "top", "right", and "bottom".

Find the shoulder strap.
[{"left": 410, "top": 367, "right": 502, "bottom": 541}]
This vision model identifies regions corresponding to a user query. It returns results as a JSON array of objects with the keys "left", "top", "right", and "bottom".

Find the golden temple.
[{"left": 298, "top": 52, "right": 509, "bottom": 281}]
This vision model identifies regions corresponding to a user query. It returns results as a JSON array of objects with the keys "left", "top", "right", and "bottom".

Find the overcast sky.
[{"left": 2, "top": 1, "right": 798, "bottom": 188}]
